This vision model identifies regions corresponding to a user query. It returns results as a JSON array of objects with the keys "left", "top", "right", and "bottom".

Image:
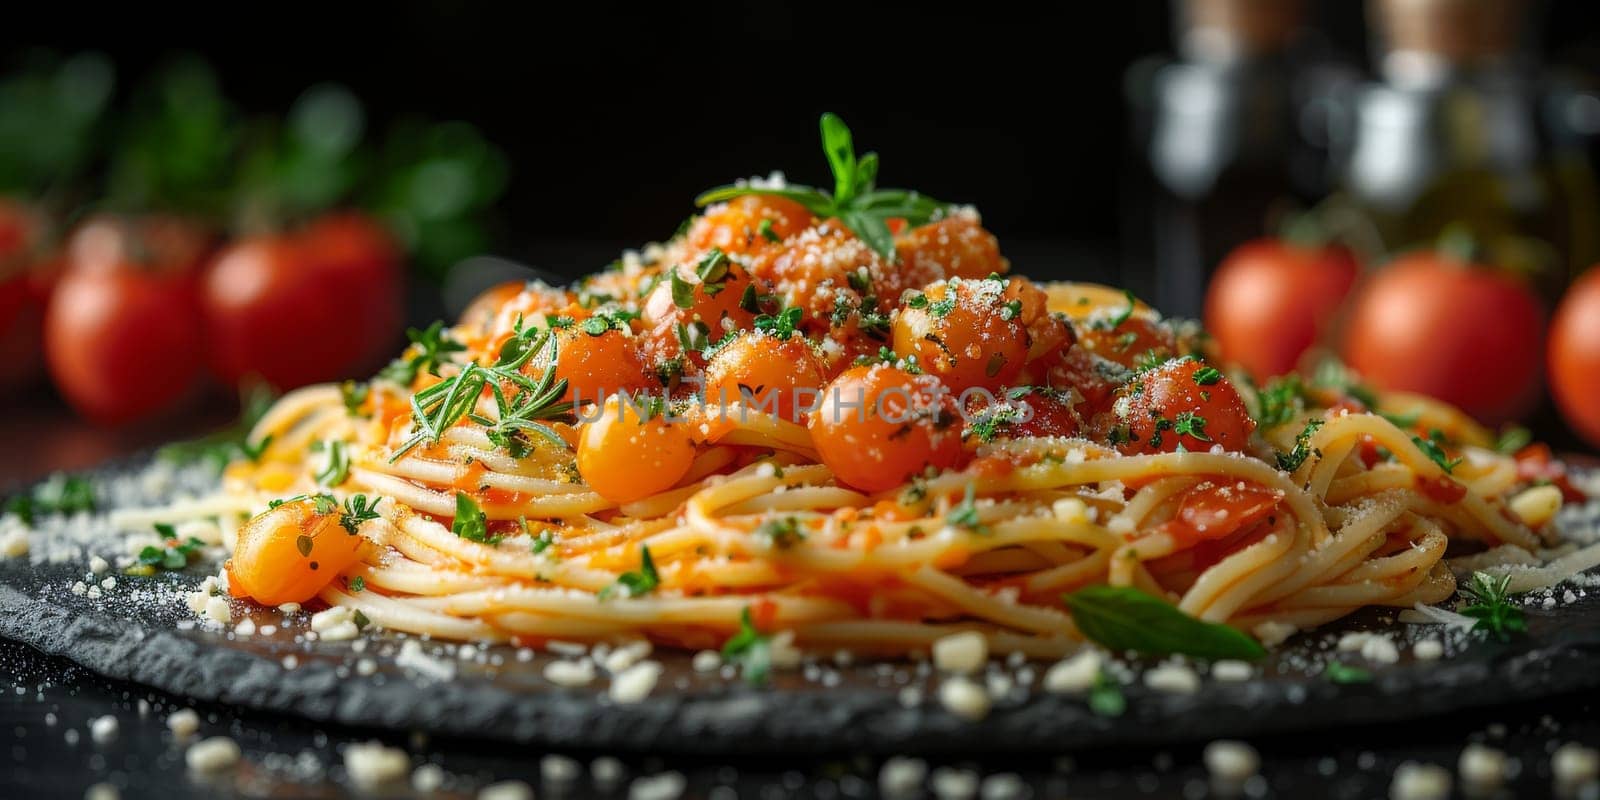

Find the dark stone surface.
[{"left": 4, "top": 455, "right": 1600, "bottom": 756}]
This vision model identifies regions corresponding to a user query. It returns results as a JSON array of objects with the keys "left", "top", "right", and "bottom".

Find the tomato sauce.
[{"left": 1416, "top": 474, "right": 1467, "bottom": 505}]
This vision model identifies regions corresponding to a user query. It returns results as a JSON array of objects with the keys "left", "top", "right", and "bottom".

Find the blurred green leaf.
[
  {"left": 105, "top": 55, "right": 239, "bottom": 217},
  {"left": 0, "top": 51, "right": 115, "bottom": 195},
  {"left": 364, "top": 118, "right": 507, "bottom": 279}
]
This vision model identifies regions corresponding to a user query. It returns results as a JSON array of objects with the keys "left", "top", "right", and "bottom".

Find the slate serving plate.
[{"left": 3, "top": 454, "right": 1599, "bottom": 756}]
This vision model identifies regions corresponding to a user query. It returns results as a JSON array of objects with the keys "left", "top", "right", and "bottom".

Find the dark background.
[{"left": 9, "top": 1, "right": 1600, "bottom": 276}]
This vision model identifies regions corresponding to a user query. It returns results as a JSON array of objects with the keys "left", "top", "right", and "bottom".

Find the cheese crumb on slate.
[
  {"left": 203, "top": 596, "right": 232, "bottom": 625},
  {"left": 1390, "top": 762, "right": 1451, "bottom": 800},
  {"left": 938, "top": 676, "right": 992, "bottom": 721},
  {"left": 1413, "top": 639, "right": 1444, "bottom": 660},
  {"left": 88, "top": 555, "right": 109, "bottom": 574},
  {"left": 1204, "top": 740, "right": 1260, "bottom": 782},
  {"left": 167, "top": 709, "right": 199, "bottom": 738},
  {"left": 186, "top": 737, "right": 241, "bottom": 773},
  {"left": 930, "top": 766, "right": 979, "bottom": 800},
  {"left": 1458, "top": 743, "right": 1507, "bottom": 789},
  {"left": 691, "top": 650, "right": 721, "bottom": 672},
  {"left": 1553, "top": 742, "right": 1600, "bottom": 788},
  {"left": 477, "top": 780, "right": 534, "bottom": 800},
  {"left": 591, "top": 756, "right": 626, "bottom": 788},
  {"left": 89, "top": 715, "right": 118, "bottom": 744},
  {"left": 84, "top": 782, "right": 119, "bottom": 800},
  {"left": 344, "top": 741, "right": 410, "bottom": 789},
  {"left": 0, "top": 529, "right": 29, "bottom": 558},
  {"left": 1042, "top": 649, "right": 1101, "bottom": 694},
  {"left": 932, "top": 631, "right": 987, "bottom": 674},
  {"left": 1144, "top": 663, "right": 1201, "bottom": 695},
  {"left": 879, "top": 756, "right": 928, "bottom": 798},
  {"left": 1210, "top": 660, "right": 1254, "bottom": 682},
  {"left": 411, "top": 763, "right": 445, "bottom": 793},
  {"left": 541, "top": 754, "right": 582, "bottom": 784},
  {"left": 544, "top": 658, "right": 597, "bottom": 688},
  {"left": 1253, "top": 621, "right": 1297, "bottom": 647},
  {"left": 1361, "top": 636, "right": 1400, "bottom": 664},
  {"left": 628, "top": 771, "right": 687, "bottom": 800},
  {"left": 609, "top": 661, "right": 663, "bottom": 704},
  {"left": 978, "top": 772, "right": 1025, "bottom": 800}
]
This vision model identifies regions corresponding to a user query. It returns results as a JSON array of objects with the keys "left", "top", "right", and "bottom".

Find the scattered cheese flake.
[
  {"left": 628, "top": 771, "right": 686, "bottom": 800},
  {"left": 84, "top": 782, "right": 119, "bottom": 800},
  {"left": 88, "top": 555, "right": 109, "bottom": 574},
  {"left": 89, "top": 715, "right": 118, "bottom": 744},
  {"left": 167, "top": 709, "right": 199, "bottom": 738},
  {"left": 545, "top": 659, "right": 597, "bottom": 688},
  {"left": 344, "top": 741, "right": 410, "bottom": 790},
  {"left": 310, "top": 606, "right": 353, "bottom": 633},
  {"left": 1043, "top": 649, "right": 1102, "bottom": 694},
  {"left": 691, "top": 650, "right": 721, "bottom": 673},
  {"left": 203, "top": 596, "right": 232, "bottom": 625},
  {"left": 411, "top": 763, "right": 445, "bottom": 793},
  {"left": 932, "top": 631, "right": 987, "bottom": 674},
  {"left": 185, "top": 737, "right": 241, "bottom": 773},
  {"left": 478, "top": 780, "right": 534, "bottom": 800},
  {"left": 1211, "top": 660, "right": 1253, "bottom": 682},
  {"left": 1390, "top": 762, "right": 1452, "bottom": 800},
  {"left": 541, "top": 754, "right": 582, "bottom": 784},
  {"left": 1204, "top": 740, "right": 1260, "bottom": 782},
  {"left": 1553, "top": 743, "right": 1600, "bottom": 789},
  {"left": 1361, "top": 636, "right": 1400, "bottom": 664},
  {"left": 1458, "top": 744, "right": 1507, "bottom": 789},
  {"left": 1413, "top": 639, "right": 1444, "bottom": 661},
  {"left": 930, "top": 767, "right": 979, "bottom": 800},
  {"left": 1253, "top": 621, "right": 1297, "bottom": 647},
  {"left": 233, "top": 618, "right": 256, "bottom": 637},
  {"left": 0, "top": 529, "right": 29, "bottom": 558},
  {"left": 938, "top": 676, "right": 991, "bottom": 721},
  {"left": 1144, "top": 663, "right": 1201, "bottom": 695},
  {"left": 979, "top": 772, "right": 1025, "bottom": 800},
  {"left": 609, "top": 661, "right": 663, "bottom": 704},
  {"left": 879, "top": 757, "right": 928, "bottom": 798}
]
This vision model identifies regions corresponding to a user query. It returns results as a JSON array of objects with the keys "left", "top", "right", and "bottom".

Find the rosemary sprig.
[
  {"left": 695, "top": 113, "right": 949, "bottom": 259},
  {"left": 1459, "top": 571, "right": 1527, "bottom": 642}
]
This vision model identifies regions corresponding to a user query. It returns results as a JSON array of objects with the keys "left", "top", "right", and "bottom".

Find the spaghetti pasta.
[{"left": 160, "top": 116, "right": 1574, "bottom": 661}]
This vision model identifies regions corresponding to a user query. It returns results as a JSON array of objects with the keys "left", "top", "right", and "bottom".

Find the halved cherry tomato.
[{"left": 226, "top": 496, "right": 370, "bottom": 606}]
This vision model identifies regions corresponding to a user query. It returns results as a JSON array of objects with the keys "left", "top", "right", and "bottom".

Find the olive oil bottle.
[{"left": 1344, "top": 0, "right": 1599, "bottom": 297}]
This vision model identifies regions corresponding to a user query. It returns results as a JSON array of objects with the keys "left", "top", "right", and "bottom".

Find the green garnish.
[
  {"left": 450, "top": 492, "right": 498, "bottom": 544},
  {"left": 754, "top": 517, "right": 805, "bottom": 549},
  {"left": 1276, "top": 419, "right": 1325, "bottom": 472},
  {"left": 156, "top": 383, "right": 278, "bottom": 473},
  {"left": 3, "top": 473, "right": 97, "bottom": 526},
  {"left": 1459, "top": 571, "right": 1527, "bottom": 642},
  {"left": 1493, "top": 426, "right": 1532, "bottom": 455},
  {"left": 1191, "top": 366, "right": 1223, "bottom": 386},
  {"left": 393, "top": 322, "right": 573, "bottom": 461},
  {"left": 1322, "top": 661, "right": 1372, "bottom": 684},
  {"left": 946, "top": 483, "right": 989, "bottom": 535},
  {"left": 1253, "top": 374, "right": 1308, "bottom": 428},
  {"left": 1088, "top": 669, "right": 1127, "bottom": 717},
  {"left": 1412, "top": 432, "right": 1462, "bottom": 474},
  {"left": 1094, "top": 289, "right": 1138, "bottom": 331},
  {"left": 600, "top": 545, "right": 660, "bottom": 600},
  {"left": 999, "top": 299, "right": 1022, "bottom": 321},
  {"left": 349, "top": 576, "right": 366, "bottom": 593},
  {"left": 137, "top": 530, "right": 206, "bottom": 571},
  {"left": 380, "top": 321, "right": 465, "bottom": 386},
  {"left": 314, "top": 440, "right": 351, "bottom": 487},
  {"left": 340, "top": 380, "right": 370, "bottom": 417},
  {"left": 1310, "top": 357, "right": 1379, "bottom": 410},
  {"left": 757, "top": 218, "right": 780, "bottom": 243},
  {"left": 1062, "top": 585, "right": 1267, "bottom": 660},
  {"left": 754, "top": 306, "right": 803, "bottom": 340},
  {"left": 1172, "top": 411, "right": 1211, "bottom": 442},
  {"left": 722, "top": 606, "right": 773, "bottom": 684},
  {"left": 695, "top": 113, "right": 949, "bottom": 260},
  {"left": 338, "top": 494, "right": 382, "bottom": 534}
]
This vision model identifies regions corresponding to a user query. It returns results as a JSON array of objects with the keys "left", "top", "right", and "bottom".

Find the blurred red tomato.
[
  {"left": 1340, "top": 252, "right": 1544, "bottom": 425},
  {"left": 1204, "top": 239, "right": 1358, "bottom": 382},
  {"left": 0, "top": 200, "right": 54, "bottom": 390},
  {"left": 297, "top": 212, "right": 403, "bottom": 365},
  {"left": 202, "top": 212, "right": 401, "bottom": 389},
  {"left": 45, "top": 267, "right": 204, "bottom": 426},
  {"left": 1549, "top": 268, "right": 1600, "bottom": 448},
  {"left": 67, "top": 213, "right": 213, "bottom": 277}
]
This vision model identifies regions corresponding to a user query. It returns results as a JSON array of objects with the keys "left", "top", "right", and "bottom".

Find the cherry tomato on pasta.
[
  {"left": 1548, "top": 267, "right": 1600, "bottom": 448},
  {"left": 894, "top": 215, "right": 1008, "bottom": 283},
  {"left": 689, "top": 196, "right": 814, "bottom": 255},
  {"left": 641, "top": 253, "right": 759, "bottom": 349},
  {"left": 892, "top": 277, "right": 1028, "bottom": 392},
  {"left": 226, "top": 496, "right": 370, "bottom": 606},
  {"left": 578, "top": 394, "right": 697, "bottom": 504},
  {"left": 531, "top": 324, "right": 652, "bottom": 405},
  {"left": 702, "top": 330, "right": 825, "bottom": 423},
  {"left": 1108, "top": 358, "right": 1255, "bottom": 454},
  {"left": 1075, "top": 315, "right": 1176, "bottom": 370},
  {"left": 808, "top": 365, "right": 965, "bottom": 492},
  {"left": 1340, "top": 252, "right": 1544, "bottom": 425},
  {"left": 1204, "top": 238, "right": 1358, "bottom": 382}
]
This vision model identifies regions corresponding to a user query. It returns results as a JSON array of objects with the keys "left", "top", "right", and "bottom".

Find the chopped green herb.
[
  {"left": 757, "top": 218, "right": 780, "bottom": 243},
  {"left": 137, "top": 533, "right": 206, "bottom": 571},
  {"left": 1459, "top": 571, "right": 1526, "bottom": 642},
  {"left": 754, "top": 306, "right": 803, "bottom": 340},
  {"left": 946, "top": 484, "right": 989, "bottom": 534},
  {"left": 1276, "top": 419, "right": 1325, "bottom": 472},
  {"left": 340, "top": 381, "right": 370, "bottom": 416},
  {"left": 450, "top": 492, "right": 498, "bottom": 544},
  {"left": 754, "top": 517, "right": 806, "bottom": 549},
  {"left": 1191, "top": 366, "right": 1223, "bottom": 386},
  {"left": 1253, "top": 375, "right": 1308, "bottom": 428},
  {"left": 722, "top": 606, "right": 772, "bottom": 684},
  {"left": 315, "top": 440, "right": 351, "bottom": 487},
  {"left": 1412, "top": 433, "right": 1462, "bottom": 474},
  {"left": 1172, "top": 411, "right": 1211, "bottom": 442},
  {"left": 349, "top": 576, "right": 366, "bottom": 593},
  {"left": 669, "top": 269, "right": 696, "bottom": 309},
  {"left": 3, "top": 473, "right": 97, "bottom": 526},
  {"left": 156, "top": 383, "right": 278, "bottom": 473},
  {"left": 1088, "top": 669, "right": 1126, "bottom": 717},
  {"left": 1323, "top": 661, "right": 1372, "bottom": 684},
  {"left": 380, "top": 321, "right": 465, "bottom": 386},
  {"left": 1493, "top": 426, "right": 1532, "bottom": 455},
  {"left": 338, "top": 494, "right": 383, "bottom": 534},
  {"left": 600, "top": 545, "right": 660, "bottom": 600}
]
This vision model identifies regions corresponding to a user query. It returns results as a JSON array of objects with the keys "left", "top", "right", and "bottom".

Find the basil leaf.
[
  {"left": 1063, "top": 586, "right": 1266, "bottom": 660},
  {"left": 841, "top": 210, "right": 894, "bottom": 261},
  {"left": 819, "top": 112, "right": 856, "bottom": 204}
]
